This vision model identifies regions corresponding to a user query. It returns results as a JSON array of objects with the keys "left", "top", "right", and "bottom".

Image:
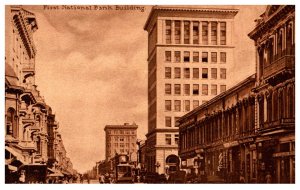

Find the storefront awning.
[{"left": 5, "top": 146, "right": 27, "bottom": 165}]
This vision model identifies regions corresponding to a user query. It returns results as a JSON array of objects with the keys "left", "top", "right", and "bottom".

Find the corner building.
[{"left": 144, "top": 6, "right": 238, "bottom": 174}]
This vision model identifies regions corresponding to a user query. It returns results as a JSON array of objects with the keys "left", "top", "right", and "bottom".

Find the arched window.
[
  {"left": 288, "top": 86, "right": 295, "bottom": 118},
  {"left": 37, "top": 136, "right": 41, "bottom": 154},
  {"left": 267, "top": 95, "right": 272, "bottom": 123},
  {"left": 273, "top": 90, "right": 278, "bottom": 121},
  {"left": 277, "top": 30, "right": 282, "bottom": 58},
  {"left": 278, "top": 89, "right": 284, "bottom": 120},
  {"left": 286, "top": 22, "right": 293, "bottom": 55},
  {"left": 267, "top": 38, "right": 274, "bottom": 64},
  {"left": 6, "top": 108, "right": 17, "bottom": 138},
  {"left": 258, "top": 96, "right": 264, "bottom": 127}
]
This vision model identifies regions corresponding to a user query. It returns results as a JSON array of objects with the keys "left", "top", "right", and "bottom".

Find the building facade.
[
  {"left": 178, "top": 75, "right": 256, "bottom": 182},
  {"left": 5, "top": 6, "right": 75, "bottom": 183},
  {"left": 248, "top": 5, "right": 295, "bottom": 183},
  {"left": 144, "top": 6, "right": 238, "bottom": 174},
  {"left": 104, "top": 123, "right": 138, "bottom": 161},
  {"left": 178, "top": 5, "right": 295, "bottom": 183}
]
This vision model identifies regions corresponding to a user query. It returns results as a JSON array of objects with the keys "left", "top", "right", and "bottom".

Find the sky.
[{"left": 18, "top": 5, "right": 265, "bottom": 173}]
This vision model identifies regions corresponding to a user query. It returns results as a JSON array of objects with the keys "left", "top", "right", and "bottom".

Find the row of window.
[
  {"left": 107, "top": 142, "right": 136, "bottom": 148},
  {"left": 165, "top": 98, "right": 223, "bottom": 112},
  {"left": 107, "top": 149, "right": 135, "bottom": 155},
  {"left": 107, "top": 130, "right": 135, "bottom": 135},
  {"left": 165, "top": 134, "right": 179, "bottom": 145},
  {"left": 165, "top": 51, "right": 226, "bottom": 63},
  {"left": 165, "top": 116, "right": 181, "bottom": 128},
  {"left": 107, "top": 136, "right": 136, "bottom": 142},
  {"left": 165, "top": 67, "right": 226, "bottom": 79},
  {"left": 165, "top": 84, "right": 226, "bottom": 96},
  {"left": 165, "top": 20, "right": 226, "bottom": 45}
]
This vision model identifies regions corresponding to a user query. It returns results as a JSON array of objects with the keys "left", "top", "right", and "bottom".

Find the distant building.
[
  {"left": 104, "top": 123, "right": 138, "bottom": 161},
  {"left": 144, "top": 5, "right": 238, "bottom": 174}
]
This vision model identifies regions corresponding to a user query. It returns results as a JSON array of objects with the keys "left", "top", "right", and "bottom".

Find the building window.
[
  {"left": 211, "top": 52, "right": 217, "bottom": 63},
  {"left": 174, "top": 51, "right": 181, "bottom": 62},
  {"left": 166, "top": 20, "right": 171, "bottom": 44},
  {"left": 184, "top": 68, "right": 190, "bottom": 78},
  {"left": 174, "top": 67, "right": 181, "bottom": 78},
  {"left": 174, "top": 100, "right": 181, "bottom": 112},
  {"left": 211, "top": 84, "right": 217, "bottom": 95},
  {"left": 6, "top": 108, "right": 15, "bottom": 136},
  {"left": 174, "top": 84, "right": 181, "bottom": 95},
  {"left": 184, "top": 84, "right": 190, "bottom": 95},
  {"left": 193, "top": 84, "right": 199, "bottom": 95},
  {"left": 202, "top": 21, "right": 208, "bottom": 45},
  {"left": 193, "top": 100, "right": 199, "bottom": 109},
  {"left": 220, "top": 22, "right": 226, "bottom": 45},
  {"left": 202, "top": 84, "right": 208, "bottom": 95},
  {"left": 220, "top": 68, "right": 226, "bottom": 79},
  {"left": 165, "top": 117, "right": 172, "bottom": 127},
  {"left": 165, "top": 51, "right": 171, "bottom": 62},
  {"left": 211, "top": 22, "right": 218, "bottom": 45},
  {"left": 165, "top": 84, "right": 171, "bottom": 95},
  {"left": 175, "top": 134, "right": 179, "bottom": 145},
  {"left": 165, "top": 134, "right": 172, "bottom": 145},
  {"left": 220, "top": 52, "right": 226, "bottom": 63},
  {"left": 120, "top": 138, "right": 124, "bottom": 142},
  {"left": 220, "top": 85, "right": 226, "bottom": 93},
  {"left": 193, "top": 21, "right": 199, "bottom": 44},
  {"left": 175, "top": 21, "right": 181, "bottom": 44},
  {"left": 184, "top": 51, "right": 190, "bottom": 62},
  {"left": 193, "top": 68, "right": 199, "bottom": 79},
  {"left": 193, "top": 52, "right": 199, "bottom": 62},
  {"left": 37, "top": 137, "right": 41, "bottom": 154},
  {"left": 165, "top": 100, "right": 171, "bottom": 111},
  {"left": 120, "top": 130, "right": 124, "bottom": 134},
  {"left": 184, "top": 21, "right": 190, "bottom": 44},
  {"left": 202, "top": 52, "right": 208, "bottom": 62},
  {"left": 165, "top": 67, "right": 171, "bottom": 78},
  {"left": 211, "top": 68, "right": 217, "bottom": 79},
  {"left": 202, "top": 68, "right": 208, "bottom": 79},
  {"left": 185, "top": 100, "right": 190, "bottom": 111},
  {"left": 175, "top": 117, "right": 180, "bottom": 127}
]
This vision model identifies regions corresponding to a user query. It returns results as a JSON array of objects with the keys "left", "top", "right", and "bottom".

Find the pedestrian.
[
  {"left": 18, "top": 170, "right": 25, "bottom": 184},
  {"left": 265, "top": 172, "right": 272, "bottom": 183},
  {"left": 87, "top": 175, "right": 90, "bottom": 184},
  {"left": 99, "top": 174, "right": 105, "bottom": 184}
]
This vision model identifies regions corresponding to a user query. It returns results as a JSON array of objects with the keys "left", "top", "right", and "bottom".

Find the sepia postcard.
[{"left": 4, "top": 4, "right": 295, "bottom": 185}]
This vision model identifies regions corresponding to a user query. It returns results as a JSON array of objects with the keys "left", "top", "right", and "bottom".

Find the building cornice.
[
  {"left": 144, "top": 6, "right": 239, "bottom": 31},
  {"left": 248, "top": 5, "right": 295, "bottom": 41},
  {"left": 11, "top": 6, "right": 38, "bottom": 58}
]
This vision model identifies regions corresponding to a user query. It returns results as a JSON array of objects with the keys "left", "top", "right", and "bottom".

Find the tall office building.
[
  {"left": 104, "top": 123, "right": 138, "bottom": 161},
  {"left": 144, "top": 6, "right": 238, "bottom": 174}
]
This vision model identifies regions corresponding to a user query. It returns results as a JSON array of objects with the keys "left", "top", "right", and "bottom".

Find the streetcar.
[{"left": 113, "top": 153, "right": 134, "bottom": 183}]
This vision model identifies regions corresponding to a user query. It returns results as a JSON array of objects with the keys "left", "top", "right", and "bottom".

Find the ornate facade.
[
  {"left": 5, "top": 6, "right": 75, "bottom": 183},
  {"left": 248, "top": 5, "right": 295, "bottom": 183},
  {"left": 178, "top": 5, "right": 295, "bottom": 183}
]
